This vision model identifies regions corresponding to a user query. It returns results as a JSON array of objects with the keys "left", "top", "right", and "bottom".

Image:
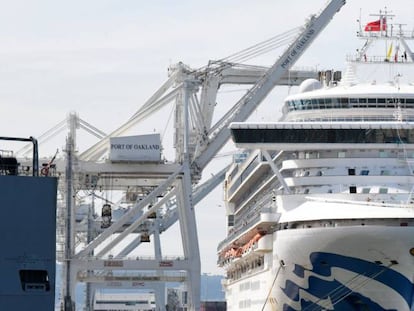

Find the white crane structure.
[{"left": 17, "top": 1, "right": 346, "bottom": 310}]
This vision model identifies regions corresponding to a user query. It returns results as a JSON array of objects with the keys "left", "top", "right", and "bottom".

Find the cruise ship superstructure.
[{"left": 218, "top": 10, "right": 414, "bottom": 311}]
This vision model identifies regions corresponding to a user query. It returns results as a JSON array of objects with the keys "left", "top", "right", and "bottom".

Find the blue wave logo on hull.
[{"left": 281, "top": 252, "right": 413, "bottom": 310}]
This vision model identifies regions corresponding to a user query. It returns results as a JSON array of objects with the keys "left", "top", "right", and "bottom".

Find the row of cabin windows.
[
  {"left": 298, "top": 169, "right": 394, "bottom": 177},
  {"left": 349, "top": 169, "right": 371, "bottom": 175},
  {"left": 289, "top": 117, "right": 414, "bottom": 122},
  {"left": 349, "top": 169, "right": 393, "bottom": 175},
  {"left": 350, "top": 186, "right": 388, "bottom": 194},
  {"left": 232, "top": 128, "right": 414, "bottom": 145},
  {"left": 285, "top": 97, "right": 414, "bottom": 111},
  {"left": 304, "top": 151, "right": 408, "bottom": 159},
  {"left": 302, "top": 187, "right": 388, "bottom": 194}
]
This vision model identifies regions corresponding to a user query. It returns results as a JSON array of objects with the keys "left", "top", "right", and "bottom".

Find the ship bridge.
[{"left": 230, "top": 121, "right": 414, "bottom": 150}]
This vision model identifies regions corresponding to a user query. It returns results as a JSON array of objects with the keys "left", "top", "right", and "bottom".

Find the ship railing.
[
  {"left": 234, "top": 177, "right": 281, "bottom": 215},
  {"left": 218, "top": 215, "right": 259, "bottom": 252},
  {"left": 236, "top": 192, "right": 276, "bottom": 225},
  {"left": 227, "top": 154, "right": 261, "bottom": 197},
  {"left": 346, "top": 54, "right": 414, "bottom": 63},
  {"left": 0, "top": 136, "right": 39, "bottom": 176},
  {"left": 228, "top": 151, "right": 285, "bottom": 199},
  {"left": 358, "top": 29, "right": 414, "bottom": 39},
  {"left": 217, "top": 204, "right": 277, "bottom": 252},
  {"left": 305, "top": 196, "right": 414, "bottom": 208},
  {"left": 233, "top": 170, "right": 274, "bottom": 212}
]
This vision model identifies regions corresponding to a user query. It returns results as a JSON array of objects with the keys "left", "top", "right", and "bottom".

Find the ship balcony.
[
  {"left": 284, "top": 175, "right": 414, "bottom": 188},
  {"left": 227, "top": 162, "right": 268, "bottom": 202},
  {"left": 247, "top": 234, "right": 273, "bottom": 254},
  {"left": 218, "top": 233, "right": 273, "bottom": 267},
  {"left": 217, "top": 209, "right": 280, "bottom": 266},
  {"left": 226, "top": 151, "right": 286, "bottom": 203}
]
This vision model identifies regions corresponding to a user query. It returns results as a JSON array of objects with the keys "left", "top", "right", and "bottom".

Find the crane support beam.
[
  {"left": 72, "top": 258, "right": 191, "bottom": 271},
  {"left": 77, "top": 274, "right": 187, "bottom": 284},
  {"left": 192, "top": 0, "right": 346, "bottom": 170},
  {"left": 219, "top": 67, "right": 318, "bottom": 85},
  {"left": 75, "top": 167, "right": 183, "bottom": 258}
]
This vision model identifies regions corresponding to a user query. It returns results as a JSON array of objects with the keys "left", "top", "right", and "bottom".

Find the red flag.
[{"left": 364, "top": 18, "right": 386, "bottom": 31}]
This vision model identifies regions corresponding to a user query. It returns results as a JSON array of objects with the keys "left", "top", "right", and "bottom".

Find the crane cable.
[
  {"left": 194, "top": 26, "right": 301, "bottom": 75},
  {"left": 261, "top": 263, "right": 283, "bottom": 311},
  {"left": 221, "top": 27, "right": 301, "bottom": 64}
]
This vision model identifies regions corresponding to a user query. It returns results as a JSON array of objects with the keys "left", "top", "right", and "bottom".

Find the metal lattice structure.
[{"left": 16, "top": 1, "right": 346, "bottom": 309}]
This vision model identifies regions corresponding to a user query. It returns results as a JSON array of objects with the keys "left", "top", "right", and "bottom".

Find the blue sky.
[{"left": 0, "top": 0, "right": 413, "bottom": 274}]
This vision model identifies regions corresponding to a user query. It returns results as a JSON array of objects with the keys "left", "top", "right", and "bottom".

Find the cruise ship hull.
[{"left": 225, "top": 225, "right": 414, "bottom": 310}]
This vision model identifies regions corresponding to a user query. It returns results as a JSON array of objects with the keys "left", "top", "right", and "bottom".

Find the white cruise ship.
[{"left": 217, "top": 10, "right": 414, "bottom": 311}]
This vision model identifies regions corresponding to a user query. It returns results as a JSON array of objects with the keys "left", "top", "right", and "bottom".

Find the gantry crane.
[{"left": 16, "top": 1, "right": 346, "bottom": 309}]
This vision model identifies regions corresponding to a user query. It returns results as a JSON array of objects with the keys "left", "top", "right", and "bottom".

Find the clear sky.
[{"left": 0, "top": 0, "right": 413, "bottom": 275}]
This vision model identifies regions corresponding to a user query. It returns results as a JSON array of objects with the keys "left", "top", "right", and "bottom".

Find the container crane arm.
[
  {"left": 78, "top": 70, "right": 180, "bottom": 161},
  {"left": 192, "top": 0, "right": 346, "bottom": 171}
]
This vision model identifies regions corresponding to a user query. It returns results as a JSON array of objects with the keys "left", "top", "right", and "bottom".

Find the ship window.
[
  {"left": 362, "top": 188, "right": 370, "bottom": 193},
  {"left": 325, "top": 98, "right": 332, "bottom": 108},
  {"left": 360, "top": 170, "right": 369, "bottom": 175},
  {"left": 318, "top": 98, "right": 325, "bottom": 108},
  {"left": 228, "top": 215, "right": 235, "bottom": 226},
  {"left": 311, "top": 99, "right": 318, "bottom": 109},
  {"left": 338, "top": 151, "right": 346, "bottom": 158},
  {"left": 231, "top": 128, "right": 414, "bottom": 144},
  {"left": 407, "top": 98, "right": 414, "bottom": 105},
  {"left": 359, "top": 98, "right": 367, "bottom": 103},
  {"left": 19, "top": 270, "right": 50, "bottom": 292},
  {"left": 368, "top": 98, "right": 376, "bottom": 103},
  {"left": 377, "top": 98, "right": 386, "bottom": 104},
  {"left": 181, "top": 291, "right": 187, "bottom": 305},
  {"left": 379, "top": 188, "right": 388, "bottom": 194},
  {"left": 331, "top": 97, "right": 339, "bottom": 108},
  {"left": 340, "top": 98, "right": 348, "bottom": 104},
  {"left": 348, "top": 168, "right": 355, "bottom": 175},
  {"left": 349, "top": 186, "right": 357, "bottom": 193}
]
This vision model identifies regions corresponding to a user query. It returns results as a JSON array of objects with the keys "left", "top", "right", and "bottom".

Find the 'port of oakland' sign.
[{"left": 110, "top": 134, "right": 161, "bottom": 162}]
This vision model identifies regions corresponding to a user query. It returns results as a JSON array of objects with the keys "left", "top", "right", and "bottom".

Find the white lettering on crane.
[{"left": 281, "top": 28, "right": 316, "bottom": 69}]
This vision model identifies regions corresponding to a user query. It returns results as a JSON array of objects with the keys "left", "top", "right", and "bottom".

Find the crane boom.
[
  {"left": 193, "top": 0, "right": 346, "bottom": 171},
  {"left": 55, "top": 2, "right": 347, "bottom": 309},
  {"left": 78, "top": 70, "right": 179, "bottom": 161}
]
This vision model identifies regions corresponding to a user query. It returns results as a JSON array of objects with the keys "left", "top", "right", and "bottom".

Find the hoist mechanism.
[
  {"left": 100, "top": 204, "right": 112, "bottom": 229},
  {"left": 26, "top": 1, "right": 347, "bottom": 310}
]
